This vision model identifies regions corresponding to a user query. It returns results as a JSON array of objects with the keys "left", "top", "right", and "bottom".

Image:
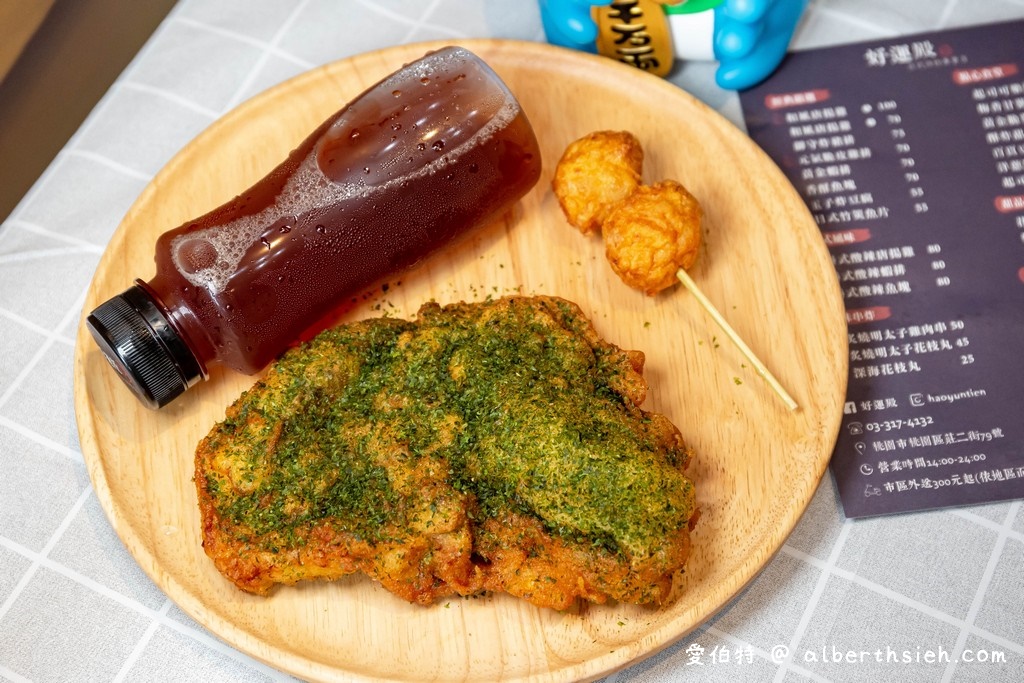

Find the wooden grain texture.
[{"left": 73, "top": 40, "right": 848, "bottom": 682}]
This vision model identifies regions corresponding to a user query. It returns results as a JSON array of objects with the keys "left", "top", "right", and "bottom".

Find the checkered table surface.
[{"left": 1, "top": 1, "right": 1021, "bottom": 681}]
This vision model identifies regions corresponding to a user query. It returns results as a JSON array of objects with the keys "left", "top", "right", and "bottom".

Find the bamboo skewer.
[{"left": 676, "top": 268, "right": 798, "bottom": 411}]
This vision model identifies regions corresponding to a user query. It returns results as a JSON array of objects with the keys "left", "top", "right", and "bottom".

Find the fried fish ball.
[
  {"left": 552, "top": 130, "right": 644, "bottom": 235},
  {"left": 603, "top": 180, "right": 703, "bottom": 295}
]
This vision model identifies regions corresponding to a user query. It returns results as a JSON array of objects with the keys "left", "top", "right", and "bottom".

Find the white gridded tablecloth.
[{"left": 1, "top": 1, "right": 1022, "bottom": 681}]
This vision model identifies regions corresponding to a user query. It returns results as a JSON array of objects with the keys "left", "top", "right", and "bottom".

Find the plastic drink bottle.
[{"left": 87, "top": 46, "right": 542, "bottom": 408}]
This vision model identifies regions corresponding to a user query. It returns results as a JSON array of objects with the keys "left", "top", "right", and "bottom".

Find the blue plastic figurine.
[{"left": 539, "top": 0, "right": 808, "bottom": 90}]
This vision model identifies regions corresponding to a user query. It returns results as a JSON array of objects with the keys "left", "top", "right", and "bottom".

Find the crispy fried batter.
[
  {"left": 552, "top": 130, "right": 644, "bottom": 235},
  {"left": 603, "top": 180, "right": 703, "bottom": 295},
  {"left": 196, "top": 296, "right": 696, "bottom": 609}
]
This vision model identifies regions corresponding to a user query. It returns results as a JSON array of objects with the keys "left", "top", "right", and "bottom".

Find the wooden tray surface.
[{"left": 74, "top": 39, "right": 847, "bottom": 682}]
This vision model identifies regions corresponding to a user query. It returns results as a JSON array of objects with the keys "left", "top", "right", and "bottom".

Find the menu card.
[{"left": 739, "top": 20, "right": 1024, "bottom": 518}]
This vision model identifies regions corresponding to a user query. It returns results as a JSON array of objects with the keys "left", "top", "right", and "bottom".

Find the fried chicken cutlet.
[{"left": 195, "top": 296, "right": 696, "bottom": 610}]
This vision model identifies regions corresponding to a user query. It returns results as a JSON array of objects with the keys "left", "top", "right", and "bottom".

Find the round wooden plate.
[{"left": 74, "top": 40, "right": 847, "bottom": 682}]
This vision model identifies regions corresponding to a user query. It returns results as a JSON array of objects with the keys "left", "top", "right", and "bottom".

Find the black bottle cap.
[{"left": 86, "top": 284, "right": 204, "bottom": 409}]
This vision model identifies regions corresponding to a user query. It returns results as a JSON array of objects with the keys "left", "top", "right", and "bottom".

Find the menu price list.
[{"left": 739, "top": 20, "right": 1024, "bottom": 517}]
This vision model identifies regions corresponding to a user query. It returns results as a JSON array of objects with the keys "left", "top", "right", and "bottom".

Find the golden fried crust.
[
  {"left": 552, "top": 130, "right": 644, "bottom": 235},
  {"left": 476, "top": 512, "right": 691, "bottom": 610},
  {"left": 195, "top": 296, "right": 696, "bottom": 609},
  {"left": 603, "top": 180, "right": 703, "bottom": 295},
  {"left": 196, "top": 453, "right": 482, "bottom": 603}
]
